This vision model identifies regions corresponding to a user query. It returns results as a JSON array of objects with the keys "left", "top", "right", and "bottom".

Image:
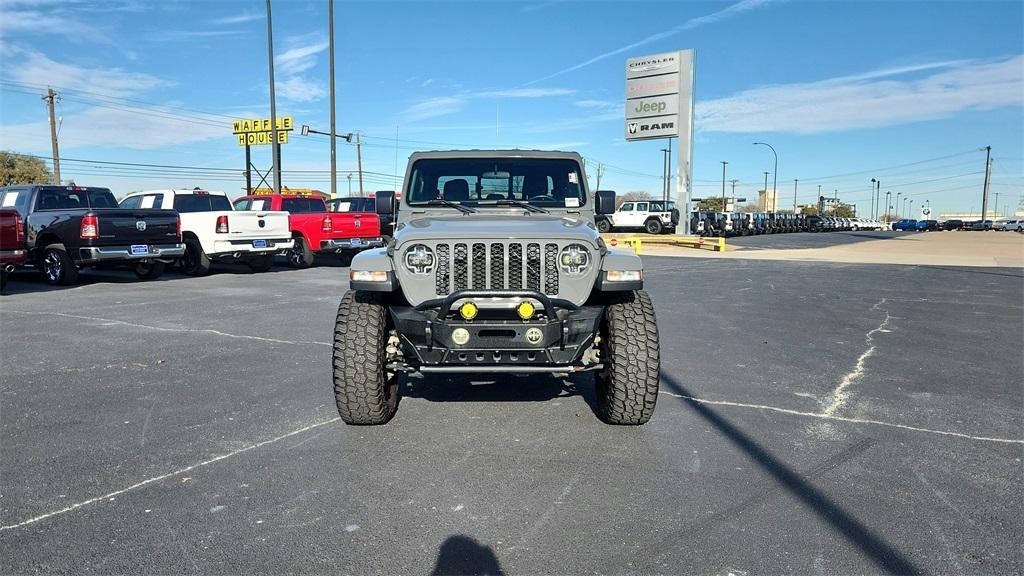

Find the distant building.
[{"left": 758, "top": 189, "right": 779, "bottom": 211}]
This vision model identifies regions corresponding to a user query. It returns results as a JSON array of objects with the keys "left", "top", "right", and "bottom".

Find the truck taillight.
[
  {"left": 322, "top": 216, "right": 332, "bottom": 232},
  {"left": 15, "top": 215, "right": 24, "bottom": 242},
  {"left": 216, "top": 214, "right": 229, "bottom": 234},
  {"left": 80, "top": 214, "right": 99, "bottom": 239}
]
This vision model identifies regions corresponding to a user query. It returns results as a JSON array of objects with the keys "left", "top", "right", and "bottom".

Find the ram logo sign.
[{"left": 624, "top": 117, "right": 677, "bottom": 139}]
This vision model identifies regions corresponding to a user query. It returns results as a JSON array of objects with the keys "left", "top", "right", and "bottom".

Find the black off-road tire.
[
  {"left": 181, "top": 237, "right": 211, "bottom": 276},
  {"left": 288, "top": 236, "right": 315, "bottom": 268},
  {"left": 40, "top": 243, "right": 79, "bottom": 286},
  {"left": 248, "top": 254, "right": 276, "bottom": 272},
  {"left": 133, "top": 261, "right": 165, "bottom": 280},
  {"left": 644, "top": 218, "right": 663, "bottom": 235},
  {"left": 332, "top": 291, "right": 398, "bottom": 425},
  {"left": 595, "top": 290, "right": 660, "bottom": 425},
  {"left": 596, "top": 218, "right": 612, "bottom": 233}
]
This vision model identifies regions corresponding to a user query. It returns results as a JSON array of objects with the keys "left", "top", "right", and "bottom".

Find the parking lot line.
[
  {"left": 3, "top": 309, "right": 333, "bottom": 347},
  {"left": 658, "top": 391, "right": 1024, "bottom": 445},
  {"left": 0, "top": 417, "right": 341, "bottom": 532}
]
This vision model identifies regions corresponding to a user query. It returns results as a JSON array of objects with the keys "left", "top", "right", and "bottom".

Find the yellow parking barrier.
[{"left": 604, "top": 235, "right": 725, "bottom": 253}]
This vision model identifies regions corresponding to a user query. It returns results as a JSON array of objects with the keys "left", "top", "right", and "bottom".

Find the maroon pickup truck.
[
  {"left": 0, "top": 209, "right": 27, "bottom": 289},
  {"left": 233, "top": 193, "right": 383, "bottom": 268}
]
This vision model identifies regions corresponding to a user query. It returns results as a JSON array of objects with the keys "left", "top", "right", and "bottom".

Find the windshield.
[{"left": 406, "top": 158, "right": 586, "bottom": 208}]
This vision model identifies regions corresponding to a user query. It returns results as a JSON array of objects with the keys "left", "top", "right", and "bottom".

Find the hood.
[{"left": 393, "top": 214, "right": 601, "bottom": 247}]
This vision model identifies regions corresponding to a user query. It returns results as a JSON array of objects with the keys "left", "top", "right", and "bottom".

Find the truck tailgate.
[
  {"left": 96, "top": 209, "right": 179, "bottom": 244},
  {"left": 328, "top": 212, "right": 381, "bottom": 237},
  {"left": 221, "top": 211, "right": 291, "bottom": 239}
]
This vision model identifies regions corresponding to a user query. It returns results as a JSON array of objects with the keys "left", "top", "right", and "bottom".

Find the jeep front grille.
[{"left": 434, "top": 242, "right": 560, "bottom": 296}]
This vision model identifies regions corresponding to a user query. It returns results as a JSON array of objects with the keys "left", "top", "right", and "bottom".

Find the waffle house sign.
[{"left": 233, "top": 117, "right": 293, "bottom": 146}]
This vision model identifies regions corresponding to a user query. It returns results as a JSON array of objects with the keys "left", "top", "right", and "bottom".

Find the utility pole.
[
  {"left": 993, "top": 192, "right": 1000, "bottom": 217},
  {"left": 42, "top": 88, "right": 61, "bottom": 184},
  {"left": 793, "top": 179, "right": 798, "bottom": 213},
  {"left": 896, "top": 192, "right": 902, "bottom": 219},
  {"left": 730, "top": 179, "right": 738, "bottom": 208},
  {"left": 980, "top": 146, "right": 991, "bottom": 221},
  {"left": 328, "top": 0, "right": 337, "bottom": 198},
  {"left": 885, "top": 191, "right": 891, "bottom": 223},
  {"left": 720, "top": 161, "right": 728, "bottom": 212},
  {"left": 875, "top": 179, "right": 881, "bottom": 220},
  {"left": 762, "top": 171, "right": 769, "bottom": 211},
  {"left": 595, "top": 163, "right": 605, "bottom": 191},
  {"left": 356, "top": 131, "right": 364, "bottom": 196},
  {"left": 265, "top": 0, "right": 281, "bottom": 194},
  {"left": 833, "top": 189, "right": 838, "bottom": 214},
  {"left": 347, "top": 173, "right": 352, "bottom": 195}
]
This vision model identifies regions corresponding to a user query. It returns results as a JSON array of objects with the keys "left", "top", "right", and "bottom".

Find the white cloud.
[
  {"left": 574, "top": 99, "right": 619, "bottom": 110},
  {"left": 210, "top": 11, "right": 262, "bottom": 25},
  {"left": 148, "top": 29, "right": 246, "bottom": 42},
  {"left": 4, "top": 48, "right": 170, "bottom": 97},
  {"left": 697, "top": 55, "right": 1024, "bottom": 134},
  {"left": 0, "top": 105, "right": 225, "bottom": 151},
  {"left": 275, "top": 40, "right": 329, "bottom": 76},
  {"left": 400, "top": 87, "right": 575, "bottom": 122},
  {"left": 0, "top": 8, "right": 109, "bottom": 43},
  {"left": 275, "top": 76, "right": 325, "bottom": 103},
  {"left": 401, "top": 97, "right": 467, "bottom": 122},
  {"left": 523, "top": 0, "right": 777, "bottom": 85}
]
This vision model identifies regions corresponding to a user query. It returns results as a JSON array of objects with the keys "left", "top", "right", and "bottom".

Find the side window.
[
  {"left": 234, "top": 199, "right": 251, "bottom": 211},
  {"left": 139, "top": 195, "right": 160, "bottom": 209},
  {"left": 636, "top": 202, "right": 649, "bottom": 212},
  {"left": 281, "top": 198, "right": 305, "bottom": 213},
  {"left": 119, "top": 195, "right": 142, "bottom": 209},
  {"left": 620, "top": 203, "right": 634, "bottom": 212},
  {"left": 307, "top": 199, "right": 327, "bottom": 213}
]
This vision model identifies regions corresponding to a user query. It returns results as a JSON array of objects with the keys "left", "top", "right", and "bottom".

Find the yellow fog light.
[
  {"left": 452, "top": 328, "right": 470, "bottom": 346},
  {"left": 516, "top": 301, "right": 535, "bottom": 320},
  {"left": 459, "top": 302, "right": 478, "bottom": 320}
]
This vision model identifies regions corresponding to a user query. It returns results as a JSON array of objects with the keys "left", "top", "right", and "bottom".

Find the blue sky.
[{"left": 1, "top": 0, "right": 1022, "bottom": 216}]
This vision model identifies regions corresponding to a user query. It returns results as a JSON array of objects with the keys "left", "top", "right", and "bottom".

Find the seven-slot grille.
[{"left": 434, "top": 242, "right": 559, "bottom": 296}]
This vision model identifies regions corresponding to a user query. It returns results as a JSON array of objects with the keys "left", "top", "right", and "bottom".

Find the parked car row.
[
  {"left": 894, "top": 218, "right": 1023, "bottom": 232},
  {"left": 689, "top": 211, "right": 885, "bottom": 237},
  {"left": 0, "top": 184, "right": 386, "bottom": 289}
]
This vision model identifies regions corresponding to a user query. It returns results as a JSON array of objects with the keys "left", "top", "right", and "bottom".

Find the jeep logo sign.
[{"left": 626, "top": 95, "right": 679, "bottom": 120}]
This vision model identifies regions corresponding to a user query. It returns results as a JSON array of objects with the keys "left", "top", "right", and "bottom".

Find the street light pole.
[
  {"left": 265, "top": 0, "right": 281, "bottom": 194},
  {"left": 720, "top": 161, "right": 728, "bottom": 212},
  {"left": 753, "top": 142, "right": 777, "bottom": 213},
  {"left": 793, "top": 179, "right": 798, "bottom": 213},
  {"left": 875, "top": 179, "right": 881, "bottom": 220},
  {"left": 730, "top": 179, "right": 738, "bottom": 208},
  {"left": 870, "top": 178, "right": 876, "bottom": 220},
  {"left": 763, "top": 171, "right": 769, "bottom": 211},
  {"left": 895, "top": 192, "right": 902, "bottom": 219},
  {"left": 885, "top": 191, "right": 891, "bottom": 223},
  {"left": 328, "top": 0, "right": 336, "bottom": 198}
]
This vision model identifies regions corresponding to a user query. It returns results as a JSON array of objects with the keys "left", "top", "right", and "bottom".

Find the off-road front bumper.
[{"left": 389, "top": 290, "right": 603, "bottom": 373}]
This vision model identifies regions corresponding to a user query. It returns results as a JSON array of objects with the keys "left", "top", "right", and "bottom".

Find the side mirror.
[
  {"left": 595, "top": 190, "right": 616, "bottom": 215},
  {"left": 375, "top": 191, "right": 395, "bottom": 215}
]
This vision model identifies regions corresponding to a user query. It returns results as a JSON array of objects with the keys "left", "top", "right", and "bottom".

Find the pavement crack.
[{"left": 821, "top": 298, "right": 891, "bottom": 416}]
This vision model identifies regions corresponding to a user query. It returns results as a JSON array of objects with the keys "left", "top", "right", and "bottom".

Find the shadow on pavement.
[
  {"left": 659, "top": 371, "right": 922, "bottom": 575},
  {"left": 729, "top": 231, "right": 904, "bottom": 251},
  {"left": 431, "top": 535, "right": 505, "bottom": 576}
]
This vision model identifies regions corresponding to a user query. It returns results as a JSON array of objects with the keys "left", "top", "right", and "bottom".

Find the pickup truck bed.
[{"left": 0, "top": 185, "right": 184, "bottom": 285}]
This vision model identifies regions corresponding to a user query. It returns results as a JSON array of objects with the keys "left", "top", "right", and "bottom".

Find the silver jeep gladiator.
[{"left": 332, "top": 150, "right": 660, "bottom": 425}]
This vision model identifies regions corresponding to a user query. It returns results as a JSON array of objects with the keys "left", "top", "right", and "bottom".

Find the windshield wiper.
[
  {"left": 494, "top": 199, "right": 548, "bottom": 214},
  {"left": 425, "top": 199, "right": 477, "bottom": 213}
]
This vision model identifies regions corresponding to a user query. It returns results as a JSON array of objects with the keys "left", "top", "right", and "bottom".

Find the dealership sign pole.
[{"left": 625, "top": 49, "right": 695, "bottom": 235}]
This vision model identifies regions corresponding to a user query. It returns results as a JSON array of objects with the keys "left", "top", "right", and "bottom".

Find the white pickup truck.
[
  {"left": 595, "top": 199, "right": 678, "bottom": 234},
  {"left": 119, "top": 188, "right": 293, "bottom": 275}
]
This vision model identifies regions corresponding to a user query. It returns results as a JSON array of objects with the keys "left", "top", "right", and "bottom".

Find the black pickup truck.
[{"left": 0, "top": 185, "right": 184, "bottom": 285}]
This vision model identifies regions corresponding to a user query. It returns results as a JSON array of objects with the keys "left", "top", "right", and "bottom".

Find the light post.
[
  {"left": 720, "top": 161, "right": 728, "bottom": 212},
  {"left": 301, "top": 126, "right": 362, "bottom": 196},
  {"left": 265, "top": 0, "right": 281, "bottom": 194},
  {"left": 872, "top": 177, "right": 880, "bottom": 219},
  {"left": 793, "top": 179, "right": 798, "bottom": 213},
  {"left": 753, "top": 142, "right": 777, "bottom": 213},
  {"left": 875, "top": 179, "right": 881, "bottom": 220},
  {"left": 885, "top": 191, "right": 891, "bottom": 223},
  {"left": 909, "top": 200, "right": 914, "bottom": 218},
  {"left": 895, "top": 192, "right": 902, "bottom": 219},
  {"left": 763, "top": 171, "right": 770, "bottom": 211}
]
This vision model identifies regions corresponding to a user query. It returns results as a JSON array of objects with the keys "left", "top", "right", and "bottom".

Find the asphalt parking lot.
[{"left": 1, "top": 240, "right": 1022, "bottom": 574}]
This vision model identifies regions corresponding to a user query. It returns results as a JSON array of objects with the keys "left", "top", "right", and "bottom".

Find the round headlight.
[
  {"left": 559, "top": 244, "right": 590, "bottom": 274},
  {"left": 403, "top": 244, "right": 434, "bottom": 274}
]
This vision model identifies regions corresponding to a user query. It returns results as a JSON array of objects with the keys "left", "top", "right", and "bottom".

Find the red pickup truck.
[
  {"left": 0, "top": 208, "right": 27, "bottom": 289},
  {"left": 232, "top": 194, "right": 383, "bottom": 267}
]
